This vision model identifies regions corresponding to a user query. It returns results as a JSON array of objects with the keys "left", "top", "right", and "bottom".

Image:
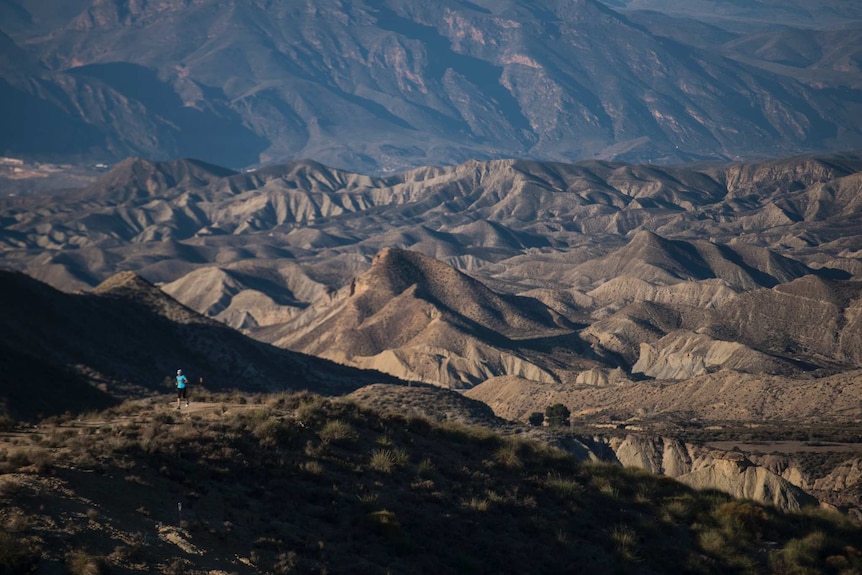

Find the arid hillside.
[
  {"left": 2, "top": 151, "right": 862, "bottom": 411},
  {"left": 258, "top": 247, "right": 595, "bottom": 387},
  {"left": 2, "top": 390, "right": 861, "bottom": 574},
  {"left": 2, "top": 268, "right": 856, "bottom": 516},
  {"left": 0, "top": 269, "right": 399, "bottom": 421}
]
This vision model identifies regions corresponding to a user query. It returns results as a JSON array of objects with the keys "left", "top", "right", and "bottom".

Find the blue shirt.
[{"left": 176, "top": 374, "right": 188, "bottom": 389}]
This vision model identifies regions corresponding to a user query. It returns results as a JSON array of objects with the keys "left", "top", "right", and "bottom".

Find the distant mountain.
[
  {"left": 2, "top": 0, "right": 862, "bottom": 172},
  {"left": 599, "top": 0, "right": 862, "bottom": 29},
  {"left": 0, "top": 269, "right": 399, "bottom": 420}
]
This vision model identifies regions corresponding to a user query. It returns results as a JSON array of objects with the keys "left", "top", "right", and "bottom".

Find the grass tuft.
[
  {"left": 318, "top": 419, "right": 358, "bottom": 445},
  {"left": 66, "top": 549, "right": 107, "bottom": 575},
  {"left": 369, "top": 448, "right": 409, "bottom": 473}
]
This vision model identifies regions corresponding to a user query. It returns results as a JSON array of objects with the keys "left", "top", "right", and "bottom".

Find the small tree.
[
  {"left": 528, "top": 412, "right": 545, "bottom": 427},
  {"left": 545, "top": 403, "right": 570, "bottom": 427}
]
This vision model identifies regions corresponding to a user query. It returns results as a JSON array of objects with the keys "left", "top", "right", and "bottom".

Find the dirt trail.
[{"left": 0, "top": 395, "right": 259, "bottom": 450}]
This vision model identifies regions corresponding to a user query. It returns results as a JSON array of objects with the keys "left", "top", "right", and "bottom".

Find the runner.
[{"left": 176, "top": 369, "right": 189, "bottom": 409}]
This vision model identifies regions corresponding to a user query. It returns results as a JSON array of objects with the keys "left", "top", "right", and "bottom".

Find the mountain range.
[
  {"left": 3, "top": 149, "right": 862, "bottom": 517},
  {"left": 0, "top": 265, "right": 853, "bottom": 516},
  {"left": 3, "top": 150, "right": 862, "bottom": 388},
  {"left": 4, "top": 0, "right": 862, "bottom": 562},
  {"left": 1, "top": 0, "right": 861, "bottom": 173}
]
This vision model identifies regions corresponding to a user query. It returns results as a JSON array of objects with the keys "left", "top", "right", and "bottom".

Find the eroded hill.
[
  {"left": 0, "top": 269, "right": 399, "bottom": 421},
  {"left": 3, "top": 152, "right": 862, "bottom": 399}
]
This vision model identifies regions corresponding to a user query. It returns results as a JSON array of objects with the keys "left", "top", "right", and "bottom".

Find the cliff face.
[{"left": 606, "top": 435, "right": 819, "bottom": 511}]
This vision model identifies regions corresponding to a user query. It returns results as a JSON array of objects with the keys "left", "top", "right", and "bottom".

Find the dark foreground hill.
[
  {"left": 1, "top": 391, "right": 860, "bottom": 574},
  {"left": 0, "top": 269, "right": 400, "bottom": 421}
]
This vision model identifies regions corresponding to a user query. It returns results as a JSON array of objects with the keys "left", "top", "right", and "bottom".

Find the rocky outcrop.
[
  {"left": 606, "top": 435, "right": 817, "bottom": 511},
  {"left": 811, "top": 459, "right": 862, "bottom": 493},
  {"left": 632, "top": 330, "right": 798, "bottom": 380},
  {"left": 678, "top": 457, "right": 817, "bottom": 512},
  {"left": 575, "top": 367, "right": 631, "bottom": 387}
]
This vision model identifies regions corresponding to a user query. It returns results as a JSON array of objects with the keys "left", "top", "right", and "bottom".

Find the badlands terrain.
[{"left": 2, "top": 150, "right": 862, "bottom": 524}]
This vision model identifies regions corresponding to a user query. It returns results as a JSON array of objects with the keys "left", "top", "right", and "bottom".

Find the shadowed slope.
[
  {"left": 0, "top": 270, "right": 399, "bottom": 420},
  {"left": 3, "top": 391, "right": 860, "bottom": 573}
]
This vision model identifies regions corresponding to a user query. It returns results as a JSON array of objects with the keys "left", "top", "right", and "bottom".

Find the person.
[{"left": 176, "top": 369, "right": 189, "bottom": 409}]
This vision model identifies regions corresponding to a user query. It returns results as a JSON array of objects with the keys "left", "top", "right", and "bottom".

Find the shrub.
[
  {"left": 770, "top": 531, "right": 827, "bottom": 574},
  {"left": 698, "top": 528, "right": 726, "bottom": 555},
  {"left": 367, "top": 510, "right": 400, "bottom": 535},
  {"left": 545, "top": 403, "right": 571, "bottom": 427},
  {"left": 544, "top": 472, "right": 583, "bottom": 498},
  {"left": 417, "top": 457, "right": 436, "bottom": 477},
  {"left": 0, "top": 530, "right": 39, "bottom": 573},
  {"left": 661, "top": 496, "right": 695, "bottom": 523},
  {"left": 318, "top": 419, "right": 358, "bottom": 445},
  {"left": 152, "top": 412, "right": 175, "bottom": 424},
  {"left": 715, "top": 500, "right": 768, "bottom": 544},
  {"left": 439, "top": 420, "right": 497, "bottom": 442},
  {"left": 300, "top": 460, "right": 324, "bottom": 475},
  {"left": 493, "top": 441, "right": 523, "bottom": 469},
  {"left": 528, "top": 412, "right": 544, "bottom": 426},
  {"left": 611, "top": 524, "right": 639, "bottom": 562},
  {"left": 294, "top": 395, "right": 329, "bottom": 424},
  {"left": 66, "top": 549, "right": 106, "bottom": 575},
  {"left": 248, "top": 409, "right": 296, "bottom": 448},
  {"left": 369, "top": 448, "right": 409, "bottom": 473},
  {"left": 357, "top": 492, "right": 380, "bottom": 507}
]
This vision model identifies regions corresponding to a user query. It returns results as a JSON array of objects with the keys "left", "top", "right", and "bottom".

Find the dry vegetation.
[{"left": 1, "top": 391, "right": 861, "bottom": 574}]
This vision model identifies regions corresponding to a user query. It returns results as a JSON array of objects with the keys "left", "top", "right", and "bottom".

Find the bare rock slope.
[{"left": 260, "top": 248, "right": 595, "bottom": 387}]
